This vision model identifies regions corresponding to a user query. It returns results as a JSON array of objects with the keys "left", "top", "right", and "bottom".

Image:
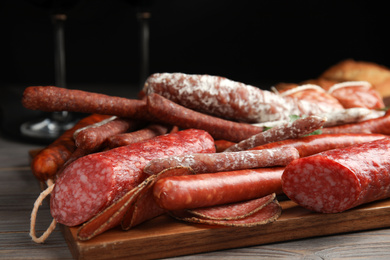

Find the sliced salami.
[
  {"left": 281, "top": 138, "right": 390, "bottom": 213},
  {"left": 187, "top": 193, "right": 276, "bottom": 220},
  {"left": 50, "top": 129, "right": 215, "bottom": 226},
  {"left": 170, "top": 199, "right": 282, "bottom": 227},
  {"left": 328, "top": 81, "right": 385, "bottom": 109}
]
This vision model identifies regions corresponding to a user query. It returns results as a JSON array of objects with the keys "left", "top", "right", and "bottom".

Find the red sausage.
[
  {"left": 31, "top": 114, "right": 111, "bottom": 181},
  {"left": 146, "top": 93, "right": 263, "bottom": 142},
  {"left": 321, "top": 110, "right": 390, "bottom": 135},
  {"left": 50, "top": 129, "right": 215, "bottom": 226},
  {"left": 107, "top": 124, "right": 170, "bottom": 149},
  {"left": 74, "top": 117, "right": 141, "bottom": 152},
  {"left": 250, "top": 133, "right": 386, "bottom": 157},
  {"left": 143, "top": 73, "right": 342, "bottom": 123},
  {"left": 282, "top": 138, "right": 390, "bottom": 213},
  {"left": 153, "top": 167, "right": 285, "bottom": 210},
  {"left": 22, "top": 86, "right": 149, "bottom": 119}
]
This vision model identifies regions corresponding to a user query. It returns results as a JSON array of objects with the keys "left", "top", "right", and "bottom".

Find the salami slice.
[
  {"left": 170, "top": 199, "right": 282, "bottom": 227},
  {"left": 187, "top": 193, "right": 276, "bottom": 220},
  {"left": 281, "top": 138, "right": 390, "bottom": 213},
  {"left": 328, "top": 81, "right": 385, "bottom": 109},
  {"left": 279, "top": 84, "right": 344, "bottom": 111},
  {"left": 50, "top": 129, "right": 215, "bottom": 226}
]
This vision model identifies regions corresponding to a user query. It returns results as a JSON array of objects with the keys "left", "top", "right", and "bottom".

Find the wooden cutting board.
[{"left": 61, "top": 198, "right": 390, "bottom": 260}]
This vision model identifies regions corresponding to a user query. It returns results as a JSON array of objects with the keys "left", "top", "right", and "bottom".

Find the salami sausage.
[
  {"left": 50, "top": 129, "right": 215, "bottom": 226},
  {"left": 107, "top": 124, "right": 170, "bottom": 149},
  {"left": 143, "top": 73, "right": 342, "bottom": 123},
  {"left": 146, "top": 93, "right": 263, "bottom": 142},
  {"left": 279, "top": 84, "right": 344, "bottom": 110},
  {"left": 225, "top": 115, "right": 326, "bottom": 152},
  {"left": 250, "top": 133, "right": 386, "bottom": 158},
  {"left": 328, "top": 81, "right": 385, "bottom": 109},
  {"left": 144, "top": 146, "right": 299, "bottom": 175},
  {"left": 31, "top": 114, "right": 111, "bottom": 181},
  {"left": 22, "top": 86, "right": 149, "bottom": 119},
  {"left": 170, "top": 194, "right": 281, "bottom": 227},
  {"left": 281, "top": 138, "right": 390, "bottom": 213},
  {"left": 74, "top": 117, "right": 141, "bottom": 152},
  {"left": 321, "top": 109, "right": 390, "bottom": 135},
  {"left": 153, "top": 167, "right": 285, "bottom": 210}
]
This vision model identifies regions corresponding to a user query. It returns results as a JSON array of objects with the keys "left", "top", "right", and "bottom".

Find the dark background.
[
  {"left": 1, "top": 0, "right": 389, "bottom": 142},
  {"left": 2, "top": 0, "right": 389, "bottom": 87}
]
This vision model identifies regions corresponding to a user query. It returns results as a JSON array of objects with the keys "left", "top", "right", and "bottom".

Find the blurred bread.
[{"left": 320, "top": 59, "right": 390, "bottom": 97}]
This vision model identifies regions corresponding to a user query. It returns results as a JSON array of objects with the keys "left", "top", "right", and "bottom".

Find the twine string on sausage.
[{"left": 30, "top": 179, "right": 57, "bottom": 243}]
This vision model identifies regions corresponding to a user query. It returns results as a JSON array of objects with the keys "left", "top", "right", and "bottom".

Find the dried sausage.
[
  {"left": 282, "top": 138, "right": 390, "bottom": 213},
  {"left": 50, "top": 129, "right": 215, "bottom": 226}
]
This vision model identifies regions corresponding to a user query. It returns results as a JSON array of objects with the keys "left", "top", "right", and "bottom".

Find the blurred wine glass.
[
  {"left": 20, "top": 0, "right": 80, "bottom": 141},
  {"left": 122, "top": 0, "right": 154, "bottom": 88}
]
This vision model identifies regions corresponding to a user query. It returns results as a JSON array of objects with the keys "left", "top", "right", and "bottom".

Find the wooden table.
[{"left": 2, "top": 134, "right": 390, "bottom": 259}]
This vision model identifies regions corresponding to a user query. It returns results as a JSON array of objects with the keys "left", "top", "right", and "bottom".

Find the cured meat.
[
  {"left": 144, "top": 73, "right": 342, "bottom": 123},
  {"left": 279, "top": 84, "right": 344, "bottom": 111},
  {"left": 107, "top": 124, "right": 170, "bottom": 149},
  {"left": 22, "top": 86, "right": 149, "bottom": 119},
  {"left": 31, "top": 114, "right": 111, "bottom": 181},
  {"left": 146, "top": 93, "right": 263, "bottom": 142},
  {"left": 77, "top": 166, "right": 194, "bottom": 240},
  {"left": 143, "top": 146, "right": 299, "bottom": 175},
  {"left": 321, "top": 109, "right": 390, "bottom": 135},
  {"left": 170, "top": 198, "right": 282, "bottom": 227},
  {"left": 214, "top": 140, "right": 236, "bottom": 152},
  {"left": 153, "top": 167, "right": 285, "bottom": 210},
  {"left": 328, "top": 81, "right": 385, "bottom": 109},
  {"left": 74, "top": 117, "right": 141, "bottom": 152},
  {"left": 281, "top": 138, "right": 390, "bottom": 213},
  {"left": 250, "top": 133, "right": 386, "bottom": 158},
  {"left": 225, "top": 115, "right": 326, "bottom": 152},
  {"left": 50, "top": 129, "right": 215, "bottom": 226},
  {"left": 187, "top": 193, "right": 276, "bottom": 220}
]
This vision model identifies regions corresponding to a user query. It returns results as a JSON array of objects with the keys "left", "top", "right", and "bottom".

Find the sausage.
[
  {"left": 169, "top": 198, "right": 281, "bottom": 227},
  {"left": 225, "top": 115, "right": 326, "bottom": 152},
  {"left": 22, "top": 86, "right": 149, "bottom": 119},
  {"left": 143, "top": 73, "right": 342, "bottom": 123},
  {"left": 107, "top": 124, "right": 170, "bottom": 149},
  {"left": 250, "top": 133, "right": 386, "bottom": 158},
  {"left": 50, "top": 129, "right": 215, "bottom": 226},
  {"left": 146, "top": 93, "right": 263, "bottom": 142},
  {"left": 281, "top": 138, "right": 390, "bottom": 213},
  {"left": 279, "top": 84, "right": 344, "bottom": 110},
  {"left": 328, "top": 81, "right": 385, "bottom": 109},
  {"left": 77, "top": 166, "right": 195, "bottom": 240},
  {"left": 143, "top": 146, "right": 299, "bottom": 175},
  {"left": 153, "top": 167, "right": 285, "bottom": 210},
  {"left": 214, "top": 140, "right": 236, "bottom": 152},
  {"left": 321, "top": 109, "right": 390, "bottom": 135},
  {"left": 74, "top": 117, "right": 141, "bottom": 152},
  {"left": 169, "top": 193, "right": 281, "bottom": 227},
  {"left": 31, "top": 114, "right": 111, "bottom": 181}
]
